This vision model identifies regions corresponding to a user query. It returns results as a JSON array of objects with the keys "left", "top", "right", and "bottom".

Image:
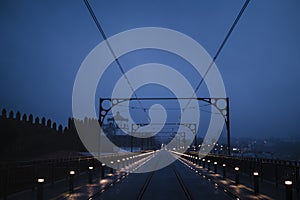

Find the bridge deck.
[
  {"left": 4, "top": 150, "right": 300, "bottom": 200},
  {"left": 97, "top": 161, "right": 231, "bottom": 200}
]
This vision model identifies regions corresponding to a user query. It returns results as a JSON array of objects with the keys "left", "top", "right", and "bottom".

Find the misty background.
[{"left": 0, "top": 0, "right": 300, "bottom": 140}]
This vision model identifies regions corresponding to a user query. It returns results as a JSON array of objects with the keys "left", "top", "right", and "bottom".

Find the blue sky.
[{"left": 0, "top": 0, "right": 299, "bottom": 139}]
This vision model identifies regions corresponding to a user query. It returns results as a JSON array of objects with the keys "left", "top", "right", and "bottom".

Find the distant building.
[{"left": 106, "top": 112, "right": 129, "bottom": 135}]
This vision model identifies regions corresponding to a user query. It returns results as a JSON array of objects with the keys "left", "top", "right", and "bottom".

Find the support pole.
[
  {"left": 88, "top": 166, "right": 93, "bottom": 184},
  {"left": 37, "top": 178, "right": 44, "bottom": 200},
  {"left": 222, "top": 164, "right": 226, "bottom": 179},
  {"left": 214, "top": 162, "right": 218, "bottom": 174},
  {"left": 235, "top": 167, "right": 240, "bottom": 185},
  {"left": 101, "top": 163, "right": 105, "bottom": 179},
  {"left": 69, "top": 171, "right": 75, "bottom": 193},
  {"left": 207, "top": 160, "right": 211, "bottom": 171},
  {"left": 226, "top": 97, "right": 231, "bottom": 156},
  {"left": 284, "top": 180, "right": 293, "bottom": 200},
  {"left": 253, "top": 172, "right": 259, "bottom": 195}
]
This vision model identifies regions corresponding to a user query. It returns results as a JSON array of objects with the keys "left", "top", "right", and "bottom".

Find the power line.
[
  {"left": 182, "top": 0, "right": 251, "bottom": 112},
  {"left": 83, "top": 0, "right": 251, "bottom": 127},
  {"left": 194, "top": 0, "right": 251, "bottom": 95},
  {"left": 83, "top": 0, "right": 150, "bottom": 122},
  {"left": 177, "top": 0, "right": 251, "bottom": 127}
]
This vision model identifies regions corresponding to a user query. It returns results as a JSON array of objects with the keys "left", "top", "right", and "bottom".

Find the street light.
[
  {"left": 37, "top": 178, "right": 44, "bottom": 200},
  {"left": 234, "top": 167, "right": 239, "bottom": 185},
  {"left": 284, "top": 180, "right": 293, "bottom": 200},
  {"left": 37, "top": 178, "right": 44, "bottom": 183},
  {"left": 253, "top": 172, "right": 259, "bottom": 194},
  {"left": 213, "top": 162, "right": 218, "bottom": 174},
  {"left": 222, "top": 164, "right": 226, "bottom": 179},
  {"left": 117, "top": 160, "right": 121, "bottom": 170},
  {"left": 69, "top": 171, "right": 75, "bottom": 193},
  {"left": 88, "top": 166, "right": 93, "bottom": 184},
  {"left": 101, "top": 163, "right": 106, "bottom": 179},
  {"left": 207, "top": 160, "right": 211, "bottom": 171},
  {"left": 110, "top": 161, "right": 114, "bottom": 173}
]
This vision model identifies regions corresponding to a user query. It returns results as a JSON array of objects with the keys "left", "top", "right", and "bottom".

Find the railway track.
[
  {"left": 88, "top": 150, "right": 220, "bottom": 200},
  {"left": 87, "top": 152, "right": 157, "bottom": 200},
  {"left": 136, "top": 171, "right": 155, "bottom": 200},
  {"left": 136, "top": 150, "right": 161, "bottom": 200},
  {"left": 136, "top": 151, "right": 193, "bottom": 200},
  {"left": 172, "top": 166, "right": 193, "bottom": 200},
  {"left": 175, "top": 154, "right": 240, "bottom": 200}
]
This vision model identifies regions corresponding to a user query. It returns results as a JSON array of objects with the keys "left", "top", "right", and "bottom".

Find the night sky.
[{"left": 0, "top": 0, "right": 299, "bottom": 139}]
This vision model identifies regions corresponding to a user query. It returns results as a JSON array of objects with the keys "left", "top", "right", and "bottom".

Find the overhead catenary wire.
[
  {"left": 194, "top": 0, "right": 251, "bottom": 94},
  {"left": 83, "top": 0, "right": 150, "bottom": 122},
  {"left": 175, "top": 0, "right": 251, "bottom": 131},
  {"left": 83, "top": 0, "right": 251, "bottom": 135},
  {"left": 182, "top": 0, "right": 251, "bottom": 112}
]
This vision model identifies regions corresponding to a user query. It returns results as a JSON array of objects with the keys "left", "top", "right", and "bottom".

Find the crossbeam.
[{"left": 99, "top": 97, "right": 231, "bottom": 155}]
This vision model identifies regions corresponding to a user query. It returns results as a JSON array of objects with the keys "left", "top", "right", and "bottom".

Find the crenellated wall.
[
  {"left": 0, "top": 109, "right": 158, "bottom": 161},
  {"left": 1, "top": 108, "right": 66, "bottom": 132},
  {"left": 0, "top": 108, "right": 88, "bottom": 161}
]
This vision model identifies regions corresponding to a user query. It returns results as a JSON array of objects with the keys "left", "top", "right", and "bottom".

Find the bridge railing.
[
  {"left": 187, "top": 152, "right": 299, "bottom": 193},
  {"left": 0, "top": 151, "right": 151, "bottom": 198},
  {"left": 0, "top": 156, "right": 95, "bottom": 196}
]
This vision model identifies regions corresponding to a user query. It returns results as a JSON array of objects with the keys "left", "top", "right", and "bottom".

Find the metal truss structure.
[{"left": 99, "top": 97, "right": 231, "bottom": 155}]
